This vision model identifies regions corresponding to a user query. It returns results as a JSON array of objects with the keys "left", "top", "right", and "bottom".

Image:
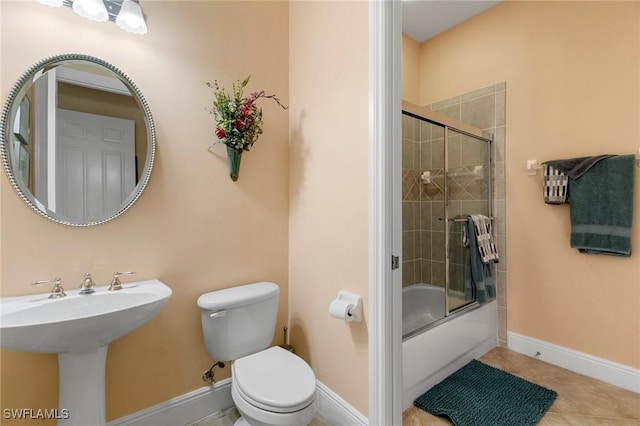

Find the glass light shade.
[
  {"left": 36, "top": 0, "right": 64, "bottom": 7},
  {"left": 72, "top": 0, "right": 108, "bottom": 22},
  {"left": 116, "top": 0, "right": 147, "bottom": 34}
]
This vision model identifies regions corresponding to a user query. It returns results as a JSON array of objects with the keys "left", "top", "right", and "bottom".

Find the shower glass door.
[
  {"left": 401, "top": 106, "right": 493, "bottom": 338},
  {"left": 445, "top": 128, "right": 492, "bottom": 314},
  {"left": 401, "top": 113, "right": 448, "bottom": 334}
]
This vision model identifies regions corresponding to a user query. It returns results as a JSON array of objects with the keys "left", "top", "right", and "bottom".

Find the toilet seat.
[
  {"left": 232, "top": 346, "right": 316, "bottom": 413},
  {"left": 232, "top": 384, "right": 318, "bottom": 426}
]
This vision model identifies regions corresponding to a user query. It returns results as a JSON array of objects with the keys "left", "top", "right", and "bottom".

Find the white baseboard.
[
  {"left": 108, "top": 379, "right": 233, "bottom": 426},
  {"left": 108, "top": 379, "right": 367, "bottom": 426},
  {"left": 507, "top": 332, "right": 640, "bottom": 394},
  {"left": 316, "top": 381, "right": 368, "bottom": 426}
]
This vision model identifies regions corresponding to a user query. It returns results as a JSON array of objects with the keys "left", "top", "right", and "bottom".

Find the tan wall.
[
  {"left": 289, "top": 1, "right": 369, "bottom": 416},
  {"left": 411, "top": 1, "right": 640, "bottom": 368},
  {"left": 402, "top": 34, "right": 420, "bottom": 105},
  {"left": 0, "top": 1, "right": 289, "bottom": 422}
]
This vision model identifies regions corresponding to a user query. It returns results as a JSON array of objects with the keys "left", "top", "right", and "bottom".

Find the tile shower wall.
[
  {"left": 402, "top": 82, "right": 507, "bottom": 345},
  {"left": 402, "top": 116, "right": 446, "bottom": 288},
  {"left": 446, "top": 128, "right": 492, "bottom": 297}
]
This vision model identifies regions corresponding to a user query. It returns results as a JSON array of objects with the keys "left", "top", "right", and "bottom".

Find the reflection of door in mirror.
[
  {"left": 56, "top": 109, "right": 135, "bottom": 223},
  {"left": 31, "top": 63, "right": 144, "bottom": 223},
  {"left": 55, "top": 67, "right": 146, "bottom": 183}
]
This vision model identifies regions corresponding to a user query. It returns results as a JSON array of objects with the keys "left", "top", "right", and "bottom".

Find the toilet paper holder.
[{"left": 329, "top": 291, "right": 363, "bottom": 322}]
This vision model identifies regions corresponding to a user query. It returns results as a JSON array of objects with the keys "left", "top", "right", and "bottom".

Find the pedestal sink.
[{"left": 0, "top": 279, "right": 172, "bottom": 426}]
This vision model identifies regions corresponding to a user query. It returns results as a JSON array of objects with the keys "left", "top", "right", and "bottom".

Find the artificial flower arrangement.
[{"left": 207, "top": 76, "right": 287, "bottom": 181}]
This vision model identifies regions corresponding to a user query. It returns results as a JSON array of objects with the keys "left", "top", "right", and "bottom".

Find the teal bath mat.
[{"left": 414, "top": 359, "right": 557, "bottom": 426}]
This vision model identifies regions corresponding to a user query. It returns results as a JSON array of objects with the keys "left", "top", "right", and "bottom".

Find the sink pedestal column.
[{"left": 58, "top": 346, "right": 108, "bottom": 426}]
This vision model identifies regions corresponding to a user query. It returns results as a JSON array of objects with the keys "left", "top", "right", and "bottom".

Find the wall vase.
[{"left": 226, "top": 146, "right": 242, "bottom": 181}]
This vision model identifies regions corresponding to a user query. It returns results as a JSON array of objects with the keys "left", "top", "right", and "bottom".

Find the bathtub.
[
  {"left": 402, "top": 283, "right": 497, "bottom": 409},
  {"left": 402, "top": 284, "right": 446, "bottom": 337}
]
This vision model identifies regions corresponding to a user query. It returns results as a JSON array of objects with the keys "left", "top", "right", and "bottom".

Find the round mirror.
[{"left": 0, "top": 54, "right": 155, "bottom": 227}]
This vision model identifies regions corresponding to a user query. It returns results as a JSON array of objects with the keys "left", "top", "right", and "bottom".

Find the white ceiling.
[{"left": 402, "top": 0, "right": 502, "bottom": 43}]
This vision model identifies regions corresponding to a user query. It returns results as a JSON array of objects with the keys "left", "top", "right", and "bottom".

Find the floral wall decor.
[{"left": 207, "top": 76, "right": 287, "bottom": 181}]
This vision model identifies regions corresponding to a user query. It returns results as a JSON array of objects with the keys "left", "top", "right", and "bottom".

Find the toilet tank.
[{"left": 197, "top": 282, "right": 279, "bottom": 361}]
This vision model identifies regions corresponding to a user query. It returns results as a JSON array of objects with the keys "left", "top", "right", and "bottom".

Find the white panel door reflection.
[{"left": 56, "top": 109, "right": 135, "bottom": 223}]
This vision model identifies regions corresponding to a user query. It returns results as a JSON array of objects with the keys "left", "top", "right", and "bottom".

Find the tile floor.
[
  {"left": 188, "top": 407, "right": 239, "bottom": 426},
  {"left": 403, "top": 347, "right": 640, "bottom": 425},
  {"left": 189, "top": 347, "right": 639, "bottom": 426},
  {"left": 188, "top": 406, "right": 330, "bottom": 426}
]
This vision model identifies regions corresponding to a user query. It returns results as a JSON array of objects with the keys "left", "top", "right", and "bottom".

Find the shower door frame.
[{"left": 402, "top": 101, "right": 493, "bottom": 321}]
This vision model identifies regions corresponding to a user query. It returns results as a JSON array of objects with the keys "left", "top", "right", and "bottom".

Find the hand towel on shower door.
[
  {"left": 569, "top": 155, "right": 635, "bottom": 256},
  {"left": 464, "top": 217, "right": 495, "bottom": 304},
  {"left": 470, "top": 214, "right": 499, "bottom": 263}
]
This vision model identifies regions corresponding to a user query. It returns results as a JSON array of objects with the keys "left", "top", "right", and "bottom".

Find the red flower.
[
  {"left": 250, "top": 91, "right": 265, "bottom": 101},
  {"left": 208, "top": 76, "right": 287, "bottom": 153}
]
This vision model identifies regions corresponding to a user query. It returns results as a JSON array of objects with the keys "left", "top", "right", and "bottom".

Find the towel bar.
[
  {"left": 526, "top": 159, "right": 544, "bottom": 175},
  {"left": 528, "top": 152, "right": 640, "bottom": 175},
  {"left": 439, "top": 217, "right": 496, "bottom": 223}
]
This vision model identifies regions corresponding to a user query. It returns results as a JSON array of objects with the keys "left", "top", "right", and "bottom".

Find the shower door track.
[{"left": 402, "top": 102, "right": 493, "bottom": 144}]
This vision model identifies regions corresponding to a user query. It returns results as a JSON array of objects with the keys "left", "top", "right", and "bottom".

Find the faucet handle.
[
  {"left": 108, "top": 271, "right": 136, "bottom": 291},
  {"left": 32, "top": 277, "right": 66, "bottom": 299},
  {"left": 79, "top": 272, "right": 96, "bottom": 294}
]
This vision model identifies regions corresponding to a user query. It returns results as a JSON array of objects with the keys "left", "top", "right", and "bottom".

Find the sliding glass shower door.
[
  {"left": 401, "top": 106, "right": 494, "bottom": 338},
  {"left": 445, "top": 128, "right": 492, "bottom": 314}
]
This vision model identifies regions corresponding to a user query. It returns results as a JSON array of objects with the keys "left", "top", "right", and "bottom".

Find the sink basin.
[
  {"left": 0, "top": 279, "right": 172, "bottom": 426},
  {"left": 1, "top": 279, "right": 172, "bottom": 353}
]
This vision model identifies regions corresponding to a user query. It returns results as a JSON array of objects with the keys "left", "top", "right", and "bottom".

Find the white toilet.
[{"left": 197, "top": 282, "right": 318, "bottom": 426}]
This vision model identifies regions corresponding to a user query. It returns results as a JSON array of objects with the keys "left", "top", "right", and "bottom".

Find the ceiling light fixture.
[
  {"left": 36, "top": 0, "right": 64, "bottom": 7},
  {"left": 115, "top": 0, "right": 147, "bottom": 35},
  {"left": 72, "top": 0, "right": 108, "bottom": 22},
  {"left": 36, "top": 0, "right": 147, "bottom": 34}
]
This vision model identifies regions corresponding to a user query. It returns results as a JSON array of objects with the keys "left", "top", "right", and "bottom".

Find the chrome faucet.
[
  {"left": 79, "top": 272, "right": 96, "bottom": 294},
  {"left": 108, "top": 271, "right": 136, "bottom": 291},
  {"left": 32, "top": 277, "right": 66, "bottom": 299}
]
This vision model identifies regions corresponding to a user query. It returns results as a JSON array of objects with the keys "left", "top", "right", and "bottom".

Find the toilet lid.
[{"left": 233, "top": 346, "right": 316, "bottom": 413}]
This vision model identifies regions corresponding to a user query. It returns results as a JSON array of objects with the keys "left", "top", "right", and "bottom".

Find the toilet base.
[
  {"left": 233, "top": 414, "right": 314, "bottom": 426},
  {"left": 232, "top": 382, "right": 317, "bottom": 426},
  {"left": 234, "top": 417, "right": 251, "bottom": 426}
]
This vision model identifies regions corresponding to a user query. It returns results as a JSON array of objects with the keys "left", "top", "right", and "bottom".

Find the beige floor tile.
[
  {"left": 403, "top": 407, "right": 452, "bottom": 426},
  {"left": 404, "top": 347, "right": 640, "bottom": 425},
  {"left": 559, "top": 414, "right": 640, "bottom": 426},
  {"left": 536, "top": 412, "right": 572, "bottom": 425},
  {"left": 188, "top": 407, "right": 330, "bottom": 426}
]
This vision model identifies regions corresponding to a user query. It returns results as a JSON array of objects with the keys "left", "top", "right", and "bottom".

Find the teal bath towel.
[
  {"left": 464, "top": 217, "right": 495, "bottom": 303},
  {"left": 570, "top": 155, "right": 635, "bottom": 256}
]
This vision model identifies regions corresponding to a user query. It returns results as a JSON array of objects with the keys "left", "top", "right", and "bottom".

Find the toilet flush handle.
[{"left": 209, "top": 310, "right": 226, "bottom": 318}]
